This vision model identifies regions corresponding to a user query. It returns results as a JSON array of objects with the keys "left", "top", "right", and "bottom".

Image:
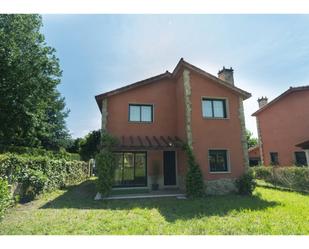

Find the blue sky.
[{"left": 41, "top": 14, "right": 309, "bottom": 138}]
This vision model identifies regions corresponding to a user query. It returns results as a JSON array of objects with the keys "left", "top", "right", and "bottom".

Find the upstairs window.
[
  {"left": 129, "top": 104, "right": 153, "bottom": 122},
  {"left": 202, "top": 98, "right": 227, "bottom": 118},
  {"left": 209, "top": 150, "right": 229, "bottom": 172},
  {"left": 295, "top": 151, "right": 308, "bottom": 166},
  {"left": 270, "top": 152, "right": 279, "bottom": 165}
]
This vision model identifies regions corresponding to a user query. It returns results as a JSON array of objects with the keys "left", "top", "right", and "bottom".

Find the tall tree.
[
  {"left": 0, "top": 14, "right": 69, "bottom": 149},
  {"left": 80, "top": 130, "right": 101, "bottom": 161},
  {"left": 246, "top": 129, "right": 258, "bottom": 149}
]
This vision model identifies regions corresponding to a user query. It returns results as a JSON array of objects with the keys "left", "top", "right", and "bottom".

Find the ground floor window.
[
  {"left": 113, "top": 152, "right": 147, "bottom": 187},
  {"left": 209, "top": 150, "right": 229, "bottom": 172},
  {"left": 249, "top": 157, "right": 261, "bottom": 167},
  {"left": 295, "top": 151, "right": 308, "bottom": 166},
  {"left": 270, "top": 152, "right": 279, "bottom": 165}
]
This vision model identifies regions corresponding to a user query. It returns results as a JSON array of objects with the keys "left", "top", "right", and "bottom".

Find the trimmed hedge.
[
  {"left": 0, "top": 178, "right": 11, "bottom": 220},
  {"left": 251, "top": 166, "right": 309, "bottom": 192},
  {"left": 0, "top": 145, "right": 80, "bottom": 161},
  {"left": 0, "top": 153, "right": 89, "bottom": 202}
]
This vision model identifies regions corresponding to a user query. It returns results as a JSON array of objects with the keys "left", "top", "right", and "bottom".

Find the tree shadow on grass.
[{"left": 41, "top": 179, "right": 279, "bottom": 222}]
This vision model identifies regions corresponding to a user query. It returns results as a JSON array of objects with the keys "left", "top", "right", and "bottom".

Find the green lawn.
[{"left": 1, "top": 179, "right": 309, "bottom": 235}]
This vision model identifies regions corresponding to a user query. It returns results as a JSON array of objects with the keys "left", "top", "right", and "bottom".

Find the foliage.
[
  {"left": 184, "top": 144, "right": 205, "bottom": 198},
  {"left": 0, "top": 145, "right": 80, "bottom": 161},
  {"left": 236, "top": 170, "right": 256, "bottom": 195},
  {"left": 0, "top": 153, "right": 89, "bottom": 203},
  {"left": 1, "top": 180, "right": 309, "bottom": 234},
  {"left": 95, "top": 132, "right": 118, "bottom": 197},
  {"left": 0, "top": 178, "right": 12, "bottom": 220},
  {"left": 251, "top": 166, "right": 272, "bottom": 181},
  {"left": 66, "top": 138, "right": 83, "bottom": 154},
  {"left": 0, "top": 14, "right": 70, "bottom": 150},
  {"left": 246, "top": 129, "right": 258, "bottom": 148},
  {"left": 251, "top": 166, "right": 309, "bottom": 192},
  {"left": 80, "top": 130, "right": 101, "bottom": 161}
]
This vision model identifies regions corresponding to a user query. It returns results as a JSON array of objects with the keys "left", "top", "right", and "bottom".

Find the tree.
[
  {"left": 66, "top": 137, "right": 83, "bottom": 154},
  {"left": 246, "top": 129, "right": 258, "bottom": 148},
  {"left": 80, "top": 130, "right": 101, "bottom": 161},
  {"left": 0, "top": 14, "right": 69, "bottom": 149}
]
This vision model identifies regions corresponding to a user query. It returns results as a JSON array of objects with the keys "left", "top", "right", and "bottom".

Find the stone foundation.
[{"left": 205, "top": 178, "right": 238, "bottom": 195}]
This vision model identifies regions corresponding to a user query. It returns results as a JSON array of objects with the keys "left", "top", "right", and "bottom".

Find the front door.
[{"left": 163, "top": 151, "right": 176, "bottom": 186}]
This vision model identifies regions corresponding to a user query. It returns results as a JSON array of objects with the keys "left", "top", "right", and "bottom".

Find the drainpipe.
[{"left": 306, "top": 150, "right": 309, "bottom": 166}]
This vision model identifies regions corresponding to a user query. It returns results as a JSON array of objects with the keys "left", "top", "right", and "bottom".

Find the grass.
[{"left": 1, "top": 179, "right": 309, "bottom": 235}]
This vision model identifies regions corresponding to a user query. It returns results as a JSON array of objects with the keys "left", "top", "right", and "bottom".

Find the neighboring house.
[
  {"left": 248, "top": 145, "right": 261, "bottom": 166},
  {"left": 252, "top": 86, "right": 309, "bottom": 166},
  {"left": 95, "top": 58, "right": 251, "bottom": 194}
]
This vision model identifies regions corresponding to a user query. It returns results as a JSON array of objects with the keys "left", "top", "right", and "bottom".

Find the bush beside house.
[
  {"left": 95, "top": 132, "right": 118, "bottom": 197},
  {"left": 236, "top": 170, "right": 256, "bottom": 195},
  {"left": 184, "top": 145, "right": 205, "bottom": 198}
]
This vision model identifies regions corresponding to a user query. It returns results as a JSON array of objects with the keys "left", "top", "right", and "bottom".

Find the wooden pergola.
[
  {"left": 296, "top": 140, "right": 309, "bottom": 150},
  {"left": 111, "top": 135, "right": 184, "bottom": 150}
]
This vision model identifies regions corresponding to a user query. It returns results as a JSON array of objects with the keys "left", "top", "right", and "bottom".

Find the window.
[
  {"left": 209, "top": 150, "right": 229, "bottom": 172},
  {"left": 270, "top": 152, "right": 279, "bottom": 165},
  {"left": 295, "top": 151, "right": 308, "bottom": 166},
  {"left": 129, "top": 104, "right": 153, "bottom": 122},
  {"left": 113, "top": 152, "right": 147, "bottom": 187},
  {"left": 202, "top": 98, "right": 227, "bottom": 118}
]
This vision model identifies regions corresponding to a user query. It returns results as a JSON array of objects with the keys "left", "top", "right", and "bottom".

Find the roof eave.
[{"left": 173, "top": 59, "right": 251, "bottom": 100}]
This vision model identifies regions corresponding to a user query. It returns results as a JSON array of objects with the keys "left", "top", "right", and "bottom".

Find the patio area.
[{"left": 94, "top": 189, "right": 186, "bottom": 200}]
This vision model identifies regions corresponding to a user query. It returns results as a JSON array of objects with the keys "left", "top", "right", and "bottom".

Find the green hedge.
[
  {"left": 0, "top": 153, "right": 89, "bottom": 202},
  {"left": 251, "top": 166, "right": 309, "bottom": 192},
  {"left": 0, "top": 145, "right": 80, "bottom": 161},
  {"left": 0, "top": 178, "right": 11, "bottom": 220}
]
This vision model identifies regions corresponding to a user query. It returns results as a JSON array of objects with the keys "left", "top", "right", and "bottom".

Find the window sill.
[
  {"left": 202, "top": 117, "right": 229, "bottom": 120},
  {"left": 209, "top": 171, "right": 231, "bottom": 174},
  {"left": 128, "top": 121, "right": 153, "bottom": 124}
]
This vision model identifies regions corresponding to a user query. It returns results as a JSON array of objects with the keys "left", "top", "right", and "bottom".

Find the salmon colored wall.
[
  {"left": 107, "top": 78, "right": 177, "bottom": 137},
  {"left": 248, "top": 147, "right": 260, "bottom": 158},
  {"left": 257, "top": 90, "right": 309, "bottom": 166},
  {"left": 106, "top": 78, "right": 186, "bottom": 178},
  {"left": 189, "top": 71, "right": 245, "bottom": 180}
]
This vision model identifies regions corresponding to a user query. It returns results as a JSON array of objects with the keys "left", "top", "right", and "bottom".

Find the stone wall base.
[{"left": 205, "top": 178, "right": 238, "bottom": 195}]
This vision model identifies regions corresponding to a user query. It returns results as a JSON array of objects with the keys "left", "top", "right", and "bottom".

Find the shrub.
[
  {"left": 0, "top": 178, "right": 12, "bottom": 220},
  {"left": 20, "top": 169, "right": 49, "bottom": 202},
  {"left": 184, "top": 144, "right": 205, "bottom": 198},
  {"left": 251, "top": 166, "right": 309, "bottom": 192},
  {"left": 252, "top": 166, "right": 272, "bottom": 181},
  {"left": 236, "top": 170, "right": 256, "bottom": 195},
  {"left": 96, "top": 132, "right": 118, "bottom": 197}
]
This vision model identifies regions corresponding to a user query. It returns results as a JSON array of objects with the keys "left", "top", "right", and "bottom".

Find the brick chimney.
[
  {"left": 218, "top": 67, "right": 234, "bottom": 85},
  {"left": 257, "top": 97, "right": 268, "bottom": 108}
]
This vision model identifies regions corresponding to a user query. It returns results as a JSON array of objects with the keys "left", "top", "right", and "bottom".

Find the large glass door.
[{"left": 113, "top": 152, "right": 147, "bottom": 187}]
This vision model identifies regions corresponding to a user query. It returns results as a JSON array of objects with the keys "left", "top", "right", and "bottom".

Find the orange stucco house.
[
  {"left": 95, "top": 59, "right": 251, "bottom": 194},
  {"left": 252, "top": 86, "right": 309, "bottom": 166}
]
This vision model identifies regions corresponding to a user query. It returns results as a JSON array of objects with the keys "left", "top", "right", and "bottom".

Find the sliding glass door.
[{"left": 113, "top": 152, "right": 147, "bottom": 187}]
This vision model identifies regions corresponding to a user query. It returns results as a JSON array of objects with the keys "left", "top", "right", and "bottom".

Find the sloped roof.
[
  {"left": 252, "top": 85, "right": 309, "bottom": 116},
  {"left": 95, "top": 58, "right": 252, "bottom": 111}
]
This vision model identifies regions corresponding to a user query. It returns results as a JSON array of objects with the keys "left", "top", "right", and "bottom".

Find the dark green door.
[{"left": 163, "top": 151, "right": 176, "bottom": 186}]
